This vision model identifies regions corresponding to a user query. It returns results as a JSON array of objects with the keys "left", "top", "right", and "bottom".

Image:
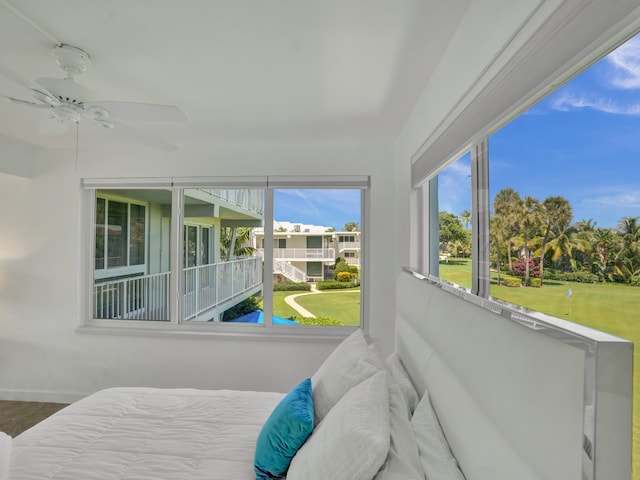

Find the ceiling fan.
[{"left": 0, "top": 44, "right": 189, "bottom": 151}]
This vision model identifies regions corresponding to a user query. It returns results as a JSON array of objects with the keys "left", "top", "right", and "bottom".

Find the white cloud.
[
  {"left": 606, "top": 36, "right": 640, "bottom": 89},
  {"left": 550, "top": 90, "right": 640, "bottom": 115}
]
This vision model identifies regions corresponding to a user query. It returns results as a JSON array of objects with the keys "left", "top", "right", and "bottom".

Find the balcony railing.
[
  {"left": 199, "top": 188, "right": 264, "bottom": 215},
  {"left": 93, "top": 257, "right": 262, "bottom": 321},
  {"left": 183, "top": 257, "right": 262, "bottom": 321},
  {"left": 338, "top": 241, "right": 361, "bottom": 251},
  {"left": 258, "top": 247, "right": 335, "bottom": 260}
]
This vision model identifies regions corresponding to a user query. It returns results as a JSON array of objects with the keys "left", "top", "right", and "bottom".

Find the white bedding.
[{"left": 9, "top": 387, "right": 284, "bottom": 480}]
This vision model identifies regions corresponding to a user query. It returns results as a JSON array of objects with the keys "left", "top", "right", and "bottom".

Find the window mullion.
[
  {"left": 262, "top": 189, "right": 274, "bottom": 327},
  {"left": 471, "top": 139, "right": 490, "bottom": 297},
  {"left": 171, "top": 188, "right": 183, "bottom": 324}
]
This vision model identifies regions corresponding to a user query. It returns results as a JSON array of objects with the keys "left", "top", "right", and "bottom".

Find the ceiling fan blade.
[
  {"left": 103, "top": 118, "right": 178, "bottom": 152},
  {"left": 88, "top": 101, "right": 189, "bottom": 122},
  {"left": 1, "top": 94, "right": 51, "bottom": 108},
  {"left": 0, "top": 60, "right": 58, "bottom": 105}
]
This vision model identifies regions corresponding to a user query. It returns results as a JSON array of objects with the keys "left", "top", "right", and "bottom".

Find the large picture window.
[
  {"left": 413, "top": 33, "right": 640, "bottom": 478},
  {"left": 85, "top": 178, "right": 367, "bottom": 331}
]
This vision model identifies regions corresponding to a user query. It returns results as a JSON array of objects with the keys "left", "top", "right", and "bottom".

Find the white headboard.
[{"left": 395, "top": 269, "right": 632, "bottom": 480}]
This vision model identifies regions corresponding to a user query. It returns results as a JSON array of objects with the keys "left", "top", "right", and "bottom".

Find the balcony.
[
  {"left": 258, "top": 247, "right": 335, "bottom": 261},
  {"left": 93, "top": 257, "right": 262, "bottom": 321}
]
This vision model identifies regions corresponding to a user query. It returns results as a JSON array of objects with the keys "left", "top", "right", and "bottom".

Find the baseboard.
[{"left": 0, "top": 389, "right": 86, "bottom": 404}]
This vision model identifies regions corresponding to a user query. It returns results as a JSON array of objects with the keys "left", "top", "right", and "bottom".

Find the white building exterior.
[{"left": 253, "top": 221, "right": 361, "bottom": 282}]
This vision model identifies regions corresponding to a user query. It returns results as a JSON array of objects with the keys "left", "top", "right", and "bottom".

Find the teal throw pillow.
[{"left": 255, "top": 378, "right": 315, "bottom": 479}]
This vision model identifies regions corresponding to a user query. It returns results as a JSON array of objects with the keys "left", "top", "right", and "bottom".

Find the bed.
[{"left": 2, "top": 269, "right": 632, "bottom": 480}]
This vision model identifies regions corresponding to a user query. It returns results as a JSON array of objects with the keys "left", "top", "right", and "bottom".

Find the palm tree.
[
  {"left": 220, "top": 227, "right": 256, "bottom": 260},
  {"left": 544, "top": 222, "right": 588, "bottom": 272},
  {"left": 460, "top": 209, "right": 471, "bottom": 230},
  {"left": 490, "top": 214, "right": 509, "bottom": 285},
  {"left": 493, "top": 188, "right": 521, "bottom": 272},
  {"left": 614, "top": 216, "right": 640, "bottom": 282},
  {"left": 537, "top": 196, "right": 572, "bottom": 286},
  {"left": 513, "top": 195, "right": 544, "bottom": 284}
]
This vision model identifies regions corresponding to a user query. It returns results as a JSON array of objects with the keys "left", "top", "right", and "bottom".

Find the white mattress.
[{"left": 9, "top": 387, "right": 284, "bottom": 480}]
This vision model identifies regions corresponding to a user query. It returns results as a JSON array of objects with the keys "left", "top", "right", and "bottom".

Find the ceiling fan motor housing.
[{"left": 53, "top": 44, "right": 92, "bottom": 75}]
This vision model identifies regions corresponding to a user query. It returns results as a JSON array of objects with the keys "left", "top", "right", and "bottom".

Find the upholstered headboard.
[{"left": 395, "top": 269, "right": 632, "bottom": 480}]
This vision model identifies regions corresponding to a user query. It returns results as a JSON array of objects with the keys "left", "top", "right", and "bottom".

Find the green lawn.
[
  {"left": 442, "top": 257, "right": 639, "bottom": 477},
  {"left": 294, "top": 290, "right": 361, "bottom": 326},
  {"left": 271, "top": 290, "right": 361, "bottom": 326}
]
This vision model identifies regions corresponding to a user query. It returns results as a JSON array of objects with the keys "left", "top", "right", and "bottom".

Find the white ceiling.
[{"left": 0, "top": 0, "right": 470, "bottom": 152}]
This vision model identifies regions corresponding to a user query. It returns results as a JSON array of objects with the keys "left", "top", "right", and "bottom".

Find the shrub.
[
  {"left": 348, "top": 265, "right": 359, "bottom": 275},
  {"left": 333, "top": 259, "right": 351, "bottom": 280},
  {"left": 317, "top": 280, "right": 355, "bottom": 290},
  {"left": 222, "top": 296, "right": 260, "bottom": 320},
  {"left": 295, "top": 317, "right": 344, "bottom": 326},
  {"left": 543, "top": 270, "right": 599, "bottom": 284},
  {"left": 527, "top": 277, "right": 541, "bottom": 287},
  {"left": 501, "top": 275, "right": 522, "bottom": 287},
  {"left": 336, "top": 271, "right": 354, "bottom": 282},
  {"left": 273, "top": 281, "right": 311, "bottom": 292},
  {"left": 510, "top": 258, "right": 540, "bottom": 278}
]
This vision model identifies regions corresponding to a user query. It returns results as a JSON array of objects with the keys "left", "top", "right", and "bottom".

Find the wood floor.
[{"left": 0, "top": 400, "right": 68, "bottom": 437}]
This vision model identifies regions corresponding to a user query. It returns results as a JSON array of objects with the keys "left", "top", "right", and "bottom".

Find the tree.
[
  {"left": 512, "top": 195, "right": 544, "bottom": 284},
  {"left": 536, "top": 196, "right": 573, "bottom": 286},
  {"left": 343, "top": 222, "right": 360, "bottom": 232},
  {"left": 439, "top": 212, "right": 468, "bottom": 255},
  {"left": 459, "top": 209, "right": 471, "bottom": 230},
  {"left": 220, "top": 227, "right": 255, "bottom": 260},
  {"left": 614, "top": 216, "right": 640, "bottom": 282},
  {"left": 490, "top": 214, "right": 509, "bottom": 284},
  {"left": 493, "top": 188, "right": 521, "bottom": 271}
]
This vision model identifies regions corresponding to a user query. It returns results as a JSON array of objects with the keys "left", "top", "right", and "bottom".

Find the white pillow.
[
  {"left": 0, "top": 432, "right": 12, "bottom": 480},
  {"left": 385, "top": 353, "right": 419, "bottom": 414},
  {"left": 374, "top": 384, "right": 425, "bottom": 480},
  {"left": 311, "top": 329, "right": 380, "bottom": 424},
  {"left": 411, "top": 392, "right": 465, "bottom": 480},
  {"left": 288, "top": 370, "right": 390, "bottom": 480}
]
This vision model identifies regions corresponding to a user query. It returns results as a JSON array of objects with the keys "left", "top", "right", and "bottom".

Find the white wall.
[{"left": 0, "top": 137, "right": 397, "bottom": 402}]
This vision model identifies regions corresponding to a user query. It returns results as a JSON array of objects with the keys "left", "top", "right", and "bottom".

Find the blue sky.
[
  {"left": 274, "top": 189, "right": 360, "bottom": 230},
  {"left": 440, "top": 33, "right": 640, "bottom": 229}
]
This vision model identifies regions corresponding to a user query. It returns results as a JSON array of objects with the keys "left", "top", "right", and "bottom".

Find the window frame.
[{"left": 80, "top": 176, "right": 369, "bottom": 339}]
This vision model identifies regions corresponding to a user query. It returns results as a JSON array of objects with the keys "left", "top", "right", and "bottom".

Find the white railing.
[
  {"left": 338, "top": 242, "right": 361, "bottom": 251},
  {"left": 258, "top": 247, "right": 335, "bottom": 260},
  {"left": 273, "top": 259, "right": 307, "bottom": 283},
  {"left": 182, "top": 257, "right": 262, "bottom": 321},
  {"left": 94, "top": 271, "right": 171, "bottom": 320},
  {"left": 200, "top": 188, "right": 264, "bottom": 215},
  {"left": 93, "top": 257, "right": 262, "bottom": 321}
]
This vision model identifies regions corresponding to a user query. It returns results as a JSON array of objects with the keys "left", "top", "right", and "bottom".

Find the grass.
[
  {"left": 294, "top": 290, "right": 360, "bottom": 326},
  {"left": 271, "top": 289, "right": 361, "bottom": 326},
  {"left": 441, "top": 257, "right": 639, "bottom": 477}
]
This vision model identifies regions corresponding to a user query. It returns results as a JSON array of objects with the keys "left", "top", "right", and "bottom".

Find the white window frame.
[
  {"left": 94, "top": 193, "right": 148, "bottom": 280},
  {"left": 80, "top": 176, "right": 369, "bottom": 339}
]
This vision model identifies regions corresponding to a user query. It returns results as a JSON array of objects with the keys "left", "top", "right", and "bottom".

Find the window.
[
  {"left": 430, "top": 152, "right": 472, "bottom": 288},
  {"left": 93, "top": 190, "right": 168, "bottom": 320},
  {"left": 411, "top": 33, "right": 640, "bottom": 478},
  {"left": 85, "top": 178, "right": 368, "bottom": 331}
]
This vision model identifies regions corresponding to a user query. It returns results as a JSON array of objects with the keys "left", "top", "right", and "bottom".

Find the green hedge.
[
  {"left": 543, "top": 270, "right": 599, "bottom": 284},
  {"left": 527, "top": 277, "right": 541, "bottom": 288},
  {"left": 500, "top": 275, "right": 522, "bottom": 287},
  {"left": 273, "top": 281, "right": 311, "bottom": 292},
  {"left": 295, "top": 317, "right": 344, "bottom": 326},
  {"left": 316, "top": 280, "right": 356, "bottom": 290}
]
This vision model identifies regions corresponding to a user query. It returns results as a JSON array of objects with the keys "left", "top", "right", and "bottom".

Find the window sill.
[{"left": 76, "top": 321, "right": 357, "bottom": 342}]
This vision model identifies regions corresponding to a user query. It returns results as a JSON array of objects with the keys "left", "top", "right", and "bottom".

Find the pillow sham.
[
  {"left": 288, "top": 370, "right": 390, "bottom": 480},
  {"left": 385, "top": 353, "right": 419, "bottom": 414},
  {"left": 373, "top": 384, "right": 425, "bottom": 480},
  {"left": 411, "top": 391, "right": 465, "bottom": 480},
  {"left": 311, "top": 329, "right": 380, "bottom": 424},
  {"left": 254, "top": 378, "right": 314, "bottom": 480}
]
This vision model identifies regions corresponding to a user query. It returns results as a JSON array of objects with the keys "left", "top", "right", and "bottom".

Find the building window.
[{"left": 85, "top": 178, "right": 368, "bottom": 331}]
